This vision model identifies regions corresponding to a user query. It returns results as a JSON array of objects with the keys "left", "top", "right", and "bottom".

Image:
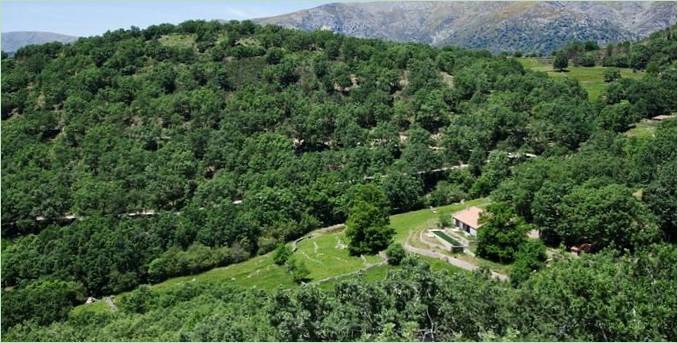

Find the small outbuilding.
[
  {"left": 650, "top": 114, "right": 676, "bottom": 121},
  {"left": 452, "top": 206, "right": 484, "bottom": 236}
]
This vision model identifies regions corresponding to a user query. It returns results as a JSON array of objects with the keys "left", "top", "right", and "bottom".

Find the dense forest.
[{"left": 1, "top": 20, "right": 676, "bottom": 341}]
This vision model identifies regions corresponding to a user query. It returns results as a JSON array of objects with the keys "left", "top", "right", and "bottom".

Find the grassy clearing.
[
  {"left": 392, "top": 198, "right": 490, "bottom": 243},
  {"left": 158, "top": 34, "right": 196, "bottom": 49},
  {"left": 153, "top": 253, "right": 296, "bottom": 291},
  {"left": 625, "top": 119, "right": 660, "bottom": 139},
  {"left": 516, "top": 57, "right": 645, "bottom": 100},
  {"left": 70, "top": 300, "right": 110, "bottom": 316},
  {"left": 295, "top": 231, "right": 382, "bottom": 280},
  {"left": 73, "top": 199, "right": 489, "bottom": 314}
]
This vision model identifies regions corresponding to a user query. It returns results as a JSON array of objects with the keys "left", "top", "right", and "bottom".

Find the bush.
[
  {"left": 273, "top": 244, "right": 292, "bottom": 266},
  {"left": 603, "top": 68, "right": 621, "bottom": 82},
  {"left": 385, "top": 243, "right": 407, "bottom": 265},
  {"left": 510, "top": 240, "right": 547, "bottom": 286},
  {"left": 147, "top": 244, "right": 240, "bottom": 283},
  {"left": 286, "top": 258, "right": 310, "bottom": 284},
  {"left": 120, "top": 285, "right": 155, "bottom": 314},
  {"left": 575, "top": 52, "right": 596, "bottom": 67},
  {"left": 553, "top": 53, "right": 568, "bottom": 71},
  {"left": 438, "top": 212, "right": 452, "bottom": 229}
]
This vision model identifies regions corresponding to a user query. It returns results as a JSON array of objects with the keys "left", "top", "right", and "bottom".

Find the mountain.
[
  {"left": 254, "top": 1, "right": 677, "bottom": 53},
  {"left": 2, "top": 31, "right": 78, "bottom": 53}
]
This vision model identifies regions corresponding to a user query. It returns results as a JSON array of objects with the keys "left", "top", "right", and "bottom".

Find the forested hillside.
[{"left": 1, "top": 20, "right": 676, "bottom": 341}]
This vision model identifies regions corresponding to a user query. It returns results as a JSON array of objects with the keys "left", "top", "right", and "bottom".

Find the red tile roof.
[{"left": 453, "top": 206, "right": 483, "bottom": 229}]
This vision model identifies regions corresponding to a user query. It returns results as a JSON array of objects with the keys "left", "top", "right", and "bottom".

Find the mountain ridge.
[
  {"left": 254, "top": 1, "right": 677, "bottom": 53},
  {"left": 2, "top": 31, "right": 79, "bottom": 53}
]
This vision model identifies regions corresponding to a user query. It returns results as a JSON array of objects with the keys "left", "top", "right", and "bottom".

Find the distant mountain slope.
[
  {"left": 254, "top": 1, "right": 677, "bottom": 53},
  {"left": 2, "top": 31, "right": 78, "bottom": 53}
]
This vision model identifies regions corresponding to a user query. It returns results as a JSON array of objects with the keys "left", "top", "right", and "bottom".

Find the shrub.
[
  {"left": 603, "top": 68, "right": 621, "bottom": 82},
  {"left": 438, "top": 212, "right": 452, "bottom": 229},
  {"left": 510, "top": 240, "right": 547, "bottom": 286},
  {"left": 273, "top": 244, "right": 292, "bottom": 266},
  {"left": 385, "top": 243, "right": 407, "bottom": 265},
  {"left": 286, "top": 258, "right": 310, "bottom": 284}
]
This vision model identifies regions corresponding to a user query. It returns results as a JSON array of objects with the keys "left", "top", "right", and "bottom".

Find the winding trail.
[{"left": 18, "top": 165, "right": 470, "bottom": 225}]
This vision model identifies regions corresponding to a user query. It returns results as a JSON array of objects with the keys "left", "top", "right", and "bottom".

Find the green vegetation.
[
  {"left": 476, "top": 203, "right": 531, "bottom": 263},
  {"left": 385, "top": 243, "right": 406, "bottom": 265},
  {"left": 4, "top": 246, "right": 675, "bottom": 341},
  {"left": 509, "top": 239, "right": 546, "bottom": 286},
  {"left": 272, "top": 243, "right": 292, "bottom": 265},
  {"left": 517, "top": 57, "right": 645, "bottom": 99},
  {"left": 553, "top": 52, "right": 568, "bottom": 71},
  {"left": 345, "top": 198, "right": 394, "bottom": 255},
  {"left": 1, "top": 18, "right": 675, "bottom": 341}
]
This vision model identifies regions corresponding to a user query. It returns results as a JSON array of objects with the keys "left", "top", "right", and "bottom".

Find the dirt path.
[
  {"left": 404, "top": 231, "right": 508, "bottom": 281},
  {"left": 291, "top": 224, "right": 345, "bottom": 251}
]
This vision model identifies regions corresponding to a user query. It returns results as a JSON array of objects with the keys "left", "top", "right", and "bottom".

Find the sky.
[{"left": 1, "top": 1, "right": 336, "bottom": 36}]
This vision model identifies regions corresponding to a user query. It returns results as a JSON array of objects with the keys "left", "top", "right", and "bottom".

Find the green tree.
[
  {"left": 345, "top": 200, "right": 394, "bottom": 255},
  {"left": 380, "top": 171, "right": 423, "bottom": 212},
  {"left": 553, "top": 53, "right": 568, "bottom": 71},
  {"left": 1, "top": 279, "right": 85, "bottom": 328},
  {"left": 385, "top": 243, "right": 406, "bottom": 265},
  {"left": 603, "top": 68, "right": 621, "bottom": 82},
  {"left": 476, "top": 203, "right": 530, "bottom": 263},
  {"left": 642, "top": 162, "right": 676, "bottom": 242},
  {"left": 273, "top": 244, "right": 292, "bottom": 266},
  {"left": 596, "top": 101, "right": 639, "bottom": 133},
  {"left": 557, "top": 184, "right": 660, "bottom": 250},
  {"left": 510, "top": 240, "right": 546, "bottom": 286}
]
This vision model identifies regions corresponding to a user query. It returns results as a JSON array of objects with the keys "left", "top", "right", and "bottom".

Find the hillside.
[
  {"left": 1, "top": 31, "right": 78, "bottom": 53},
  {"left": 1, "top": 21, "right": 676, "bottom": 341},
  {"left": 254, "top": 1, "right": 677, "bottom": 53}
]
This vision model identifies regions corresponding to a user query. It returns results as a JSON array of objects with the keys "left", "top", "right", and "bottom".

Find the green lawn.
[
  {"left": 517, "top": 57, "right": 645, "bottom": 100},
  {"left": 392, "top": 198, "right": 490, "bottom": 243},
  {"left": 295, "top": 231, "right": 382, "bottom": 281}
]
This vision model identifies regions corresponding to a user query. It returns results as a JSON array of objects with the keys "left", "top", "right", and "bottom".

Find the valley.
[{"left": 1, "top": 13, "right": 676, "bottom": 342}]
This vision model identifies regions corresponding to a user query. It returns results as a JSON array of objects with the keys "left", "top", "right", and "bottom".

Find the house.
[{"left": 452, "top": 206, "right": 483, "bottom": 236}]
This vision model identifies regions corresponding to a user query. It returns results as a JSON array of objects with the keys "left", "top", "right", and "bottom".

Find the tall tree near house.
[
  {"left": 476, "top": 202, "right": 530, "bottom": 263},
  {"left": 345, "top": 200, "right": 394, "bottom": 255}
]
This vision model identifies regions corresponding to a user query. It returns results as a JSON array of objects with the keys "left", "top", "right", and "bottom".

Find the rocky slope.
[
  {"left": 2, "top": 31, "right": 78, "bottom": 53},
  {"left": 254, "top": 1, "right": 677, "bottom": 53}
]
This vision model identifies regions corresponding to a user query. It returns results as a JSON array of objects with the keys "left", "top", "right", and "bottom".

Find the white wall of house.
[{"left": 469, "top": 228, "right": 477, "bottom": 236}]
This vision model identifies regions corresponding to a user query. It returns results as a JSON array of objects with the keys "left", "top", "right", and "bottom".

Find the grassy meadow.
[
  {"left": 72, "top": 199, "right": 490, "bottom": 315},
  {"left": 517, "top": 57, "right": 645, "bottom": 100}
]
